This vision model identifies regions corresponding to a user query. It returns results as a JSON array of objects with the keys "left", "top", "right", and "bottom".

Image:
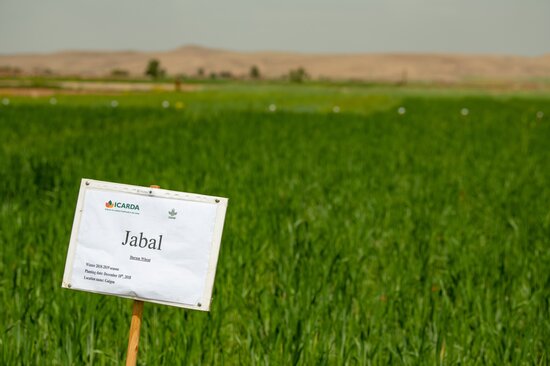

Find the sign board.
[{"left": 62, "top": 179, "right": 228, "bottom": 311}]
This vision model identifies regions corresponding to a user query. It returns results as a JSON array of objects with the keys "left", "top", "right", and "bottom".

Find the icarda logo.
[{"left": 105, "top": 200, "right": 140, "bottom": 215}]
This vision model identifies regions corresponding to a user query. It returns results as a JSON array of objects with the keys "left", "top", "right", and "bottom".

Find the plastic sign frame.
[{"left": 62, "top": 179, "right": 228, "bottom": 311}]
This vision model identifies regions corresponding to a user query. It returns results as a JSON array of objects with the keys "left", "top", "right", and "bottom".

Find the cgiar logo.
[{"left": 105, "top": 200, "right": 140, "bottom": 212}]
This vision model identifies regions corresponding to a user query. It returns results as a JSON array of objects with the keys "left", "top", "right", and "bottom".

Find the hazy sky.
[{"left": 0, "top": 0, "right": 548, "bottom": 55}]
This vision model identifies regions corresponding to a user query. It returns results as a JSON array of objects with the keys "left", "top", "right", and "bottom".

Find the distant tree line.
[
  {"left": 1, "top": 58, "right": 311, "bottom": 82},
  {"left": 0, "top": 65, "right": 22, "bottom": 76},
  {"left": 108, "top": 59, "right": 311, "bottom": 83}
]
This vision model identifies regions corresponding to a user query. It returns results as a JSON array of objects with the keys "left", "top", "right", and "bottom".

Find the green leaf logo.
[{"left": 168, "top": 209, "right": 177, "bottom": 217}]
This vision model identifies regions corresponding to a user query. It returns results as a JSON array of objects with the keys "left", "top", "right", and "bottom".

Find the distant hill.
[{"left": 1, "top": 45, "right": 549, "bottom": 83}]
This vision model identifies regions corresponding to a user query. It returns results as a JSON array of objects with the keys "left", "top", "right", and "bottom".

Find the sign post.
[
  {"left": 62, "top": 179, "right": 228, "bottom": 364},
  {"left": 126, "top": 299, "right": 144, "bottom": 366},
  {"left": 126, "top": 300, "right": 143, "bottom": 366},
  {"left": 125, "top": 184, "right": 159, "bottom": 366}
]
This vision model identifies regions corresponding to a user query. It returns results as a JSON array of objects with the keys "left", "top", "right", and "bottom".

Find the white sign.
[{"left": 62, "top": 179, "right": 228, "bottom": 311}]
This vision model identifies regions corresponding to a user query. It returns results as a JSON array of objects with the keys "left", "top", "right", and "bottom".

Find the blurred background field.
[{"left": 1, "top": 83, "right": 549, "bottom": 364}]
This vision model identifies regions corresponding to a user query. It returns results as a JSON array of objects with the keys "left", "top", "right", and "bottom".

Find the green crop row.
[{"left": 0, "top": 85, "right": 549, "bottom": 364}]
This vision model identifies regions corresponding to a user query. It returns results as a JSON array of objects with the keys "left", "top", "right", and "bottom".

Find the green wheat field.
[{"left": 1, "top": 83, "right": 549, "bottom": 364}]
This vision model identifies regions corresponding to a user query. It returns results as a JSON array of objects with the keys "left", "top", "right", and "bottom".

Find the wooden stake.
[
  {"left": 125, "top": 184, "right": 160, "bottom": 366},
  {"left": 126, "top": 300, "right": 144, "bottom": 366}
]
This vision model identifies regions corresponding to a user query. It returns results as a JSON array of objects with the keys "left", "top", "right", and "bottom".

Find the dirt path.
[{"left": 0, "top": 81, "right": 201, "bottom": 96}]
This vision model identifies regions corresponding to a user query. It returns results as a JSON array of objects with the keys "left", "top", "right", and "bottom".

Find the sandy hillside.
[{"left": 1, "top": 45, "right": 549, "bottom": 83}]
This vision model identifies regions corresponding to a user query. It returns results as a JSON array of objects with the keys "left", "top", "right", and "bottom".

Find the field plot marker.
[{"left": 62, "top": 179, "right": 228, "bottom": 365}]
